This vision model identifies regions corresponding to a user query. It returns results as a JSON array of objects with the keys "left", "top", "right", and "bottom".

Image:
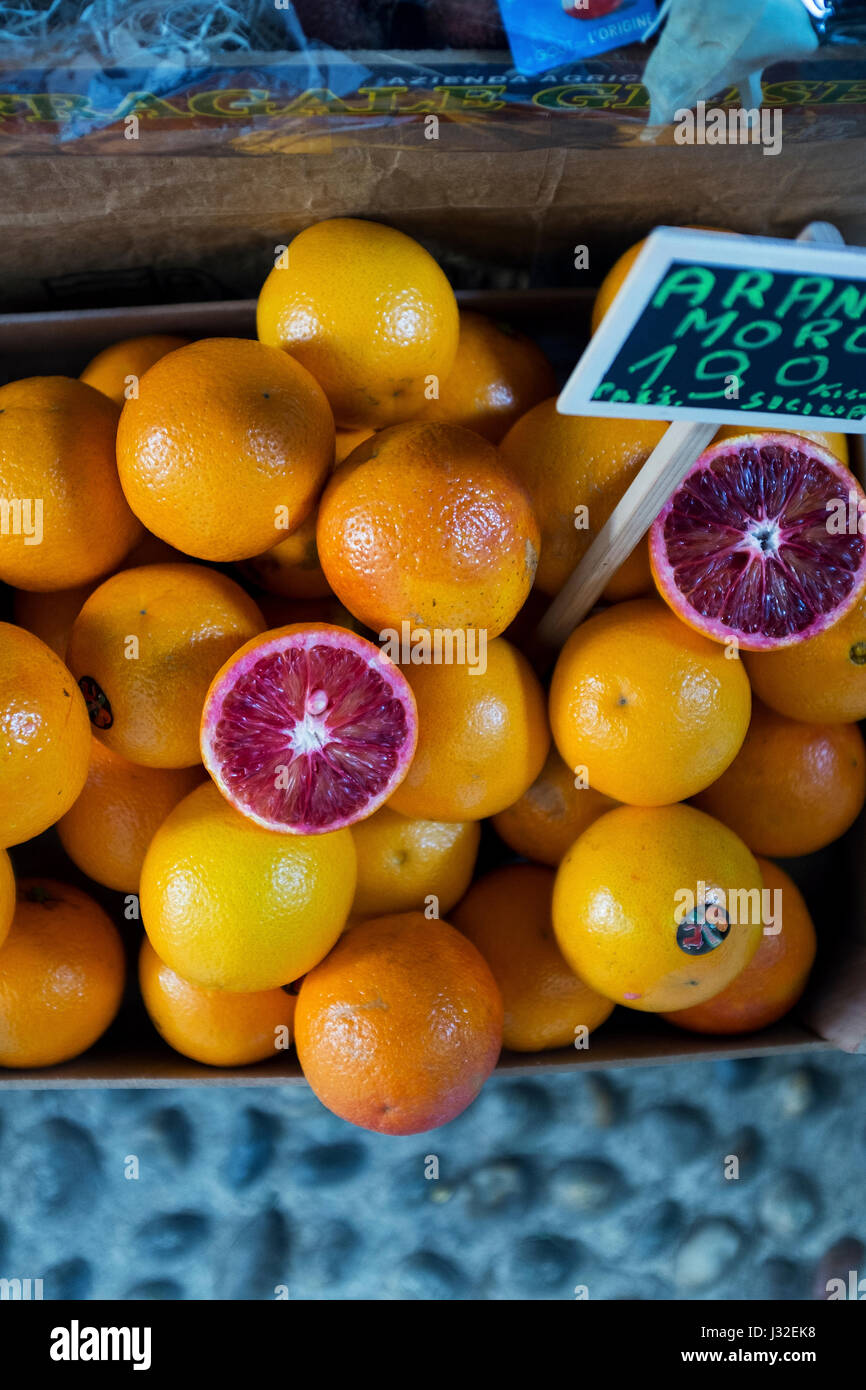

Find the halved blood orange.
[
  {"left": 650, "top": 432, "right": 866, "bottom": 650},
  {"left": 201, "top": 624, "right": 417, "bottom": 834}
]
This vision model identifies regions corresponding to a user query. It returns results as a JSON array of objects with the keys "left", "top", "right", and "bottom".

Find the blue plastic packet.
[{"left": 498, "top": 0, "right": 659, "bottom": 74}]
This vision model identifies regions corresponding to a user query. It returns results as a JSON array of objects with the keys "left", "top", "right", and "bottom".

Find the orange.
[
  {"left": 0, "top": 623, "right": 91, "bottom": 847},
  {"left": 13, "top": 582, "right": 96, "bottom": 661},
  {"left": 116, "top": 337, "right": 335, "bottom": 562},
  {"left": 0, "top": 376, "right": 142, "bottom": 591},
  {"left": 591, "top": 228, "right": 735, "bottom": 334},
  {"left": 80, "top": 334, "right": 189, "bottom": 407},
  {"left": 713, "top": 424, "right": 849, "bottom": 467},
  {"left": 549, "top": 598, "right": 751, "bottom": 806},
  {"left": 58, "top": 740, "right": 203, "bottom": 893},
  {"left": 601, "top": 533, "right": 654, "bottom": 602},
  {"left": 66, "top": 563, "right": 264, "bottom": 769},
  {"left": 492, "top": 746, "right": 618, "bottom": 867},
  {"left": 0, "top": 849, "right": 13, "bottom": 951},
  {"left": 553, "top": 803, "right": 763, "bottom": 1012},
  {"left": 294, "top": 911, "right": 503, "bottom": 1134},
  {"left": 241, "top": 515, "right": 331, "bottom": 600},
  {"left": 414, "top": 310, "right": 557, "bottom": 443},
  {"left": 138, "top": 937, "right": 297, "bottom": 1067},
  {"left": 453, "top": 864, "right": 614, "bottom": 1052},
  {"left": 744, "top": 590, "right": 866, "bottom": 724},
  {"left": 350, "top": 806, "right": 480, "bottom": 918},
  {"left": 389, "top": 637, "right": 550, "bottom": 821},
  {"left": 140, "top": 780, "right": 356, "bottom": 992},
  {"left": 336, "top": 426, "right": 376, "bottom": 464},
  {"left": 693, "top": 701, "right": 866, "bottom": 857},
  {"left": 498, "top": 401, "right": 668, "bottom": 599},
  {"left": 256, "top": 217, "right": 459, "bottom": 428},
  {"left": 663, "top": 857, "right": 816, "bottom": 1035},
  {"left": 317, "top": 421, "right": 540, "bottom": 636},
  {"left": 0, "top": 878, "right": 125, "bottom": 1068}
]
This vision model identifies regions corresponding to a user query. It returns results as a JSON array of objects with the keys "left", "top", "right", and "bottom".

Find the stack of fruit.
[{"left": 0, "top": 220, "right": 862, "bottom": 1136}]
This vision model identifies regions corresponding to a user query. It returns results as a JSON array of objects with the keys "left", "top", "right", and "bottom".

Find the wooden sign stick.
[
  {"left": 536, "top": 419, "right": 717, "bottom": 649},
  {"left": 538, "top": 220, "right": 847, "bottom": 651}
]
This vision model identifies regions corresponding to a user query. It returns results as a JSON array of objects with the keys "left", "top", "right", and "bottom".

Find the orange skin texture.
[
  {"left": 350, "top": 805, "right": 480, "bottom": 918},
  {"left": 0, "top": 623, "right": 91, "bottom": 847},
  {"left": 58, "top": 740, "right": 204, "bottom": 893},
  {"left": 453, "top": 863, "right": 614, "bottom": 1052},
  {"left": 498, "top": 400, "right": 668, "bottom": 598},
  {"left": 549, "top": 599, "right": 752, "bottom": 807},
  {"left": 257, "top": 217, "right": 459, "bottom": 429},
  {"left": 0, "top": 376, "right": 143, "bottom": 591},
  {"left": 663, "top": 857, "right": 816, "bottom": 1035},
  {"left": 317, "top": 421, "right": 540, "bottom": 636},
  {"left": 414, "top": 310, "right": 557, "bottom": 443},
  {"left": 0, "top": 849, "right": 13, "bottom": 952},
  {"left": 0, "top": 878, "right": 125, "bottom": 1068},
  {"left": 553, "top": 803, "right": 763, "bottom": 1013},
  {"left": 80, "top": 333, "right": 190, "bottom": 407},
  {"left": 116, "top": 337, "right": 335, "bottom": 562},
  {"left": 492, "top": 746, "right": 619, "bottom": 867},
  {"left": 335, "top": 426, "right": 376, "bottom": 464},
  {"left": 294, "top": 911, "right": 503, "bottom": 1135},
  {"left": 602, "top": 533, "right": 654, "bottom": 602},
  {"left": 389, "top": 637, "right": 550, "bottom": 821},
  {"left": 67, "top": 563, "right": 265, "bottom": 769},
  {"left": 693, "top": 701, "right": 866, "bottom": 858},
  {"left": 140, "top": 780, "right": 357, "bottom": 993},
  {"left": 139, "top": 938, "right": 297, "bottom": 1068},
  {"left": 744, "top": 590, "right": 866, "bottom": 724}
]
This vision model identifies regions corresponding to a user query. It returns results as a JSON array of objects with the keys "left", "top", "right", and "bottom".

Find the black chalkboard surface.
[{"left": 559, "top": 227, "right": 866, "bottom": 432}]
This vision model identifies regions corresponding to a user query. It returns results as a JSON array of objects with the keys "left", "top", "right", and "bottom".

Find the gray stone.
[
  {"left": 507, "top": 1234, "right": 581, "bottom": 1296},
  {"left": 758, "top": 1170, "right": 820, "bottom": 1238},
  {"left": 761, "top": 1257, "right": 809, "bottom": 1300},
  {"left": 294, "top": 1141, "right": 366, "bottom": 1186},
  {"left": 464, "top": 1157, "right": 537, "bottom": 1215},
  {"left": 628, "top": 1200, "right": 684, "bottom": 1261},
  {"left": 45, "top": 1257, "right": 92, "bottom": 1300},
  {"left": 223, "top": 1107, "right": 280, "bottom": 1189},
  {"left": 136, "top": 1211, "right": 210, "bottom": 1260},
  {"left": 26, "top": 1118, "right": 101, "bottom": 1210},
  {"left": 125, "top": 1279, "right": 185, "bottom": 1300},
  {"left": 216, "top": 1207, "right": 290, "bottom": 1301},
  {"left": 390, "top": 1251, "right": 467, "bottom": 1300},
  {"left": 550, "top": 1158, "right": 626, "bottom": 1213},
  {"left": 675, "top": 1220, "right": 744, "bottom": 1289}
]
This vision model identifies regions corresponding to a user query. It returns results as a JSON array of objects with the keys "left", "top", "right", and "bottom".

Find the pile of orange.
[{"left": 0, "top": 218, "right": 850, "bottom": 1137}]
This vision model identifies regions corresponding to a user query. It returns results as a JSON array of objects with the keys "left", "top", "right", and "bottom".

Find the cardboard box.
[{"left": 0, "top": 287, "right": 862, "bottom": 1088}]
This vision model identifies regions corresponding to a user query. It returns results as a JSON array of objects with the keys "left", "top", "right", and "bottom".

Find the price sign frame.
[{"left": 558, "top": 226, "right": 866, "bottom": 433}]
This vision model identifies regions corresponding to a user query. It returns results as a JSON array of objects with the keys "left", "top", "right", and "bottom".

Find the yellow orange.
[
  {"left": 0, "top": 879, "right": 125, "bottom": 1068},
  {"left": 453, "top": 864, "right": 614, "bottom": 1051},
  {"left": 139, "top": 938, "right": 297, "bottom": 1067},
  {"left": 663, "top": 858, "right": 816, "bottom": 1035},
  {"left": 350, "top": 806, "right": 480, "bottom": 918},
  {"left": 0, "top": 623, "right": 91, "bottom": 847},
  {"left": 498, "top": 401, "right": 668, "bottom": 598},
  {"left": 693, "top": 701, "right": 866, "bottom": 857},
  {"left": 553, "top": 804, "right": 763, "bottom": 1012},
  {"left": 13, "top": 583, "right": 96, "bottom": 661},
  {"left": 140, "top": 780, "right": 356, "bottom": 992},
  {"left": 80, "top": 334, "right": 189, "bottom": 407},
  {"left": 116, "top": 337, "right": 335, "bottom": 562},
  {"left": 492, "top": 746, "right": 618, "bottom": 867},
  {"left": 414, "top": 309, "right": 557, "bottom": 443},
  {"left": 317, "top": 421, "right": 539, "bottom": 637},
  {"left": 744, "top": 590, "right": 866, "bottom": 724},
  {"left": 257, "top": 217, "right": 459, "bottom": 428},
  {"left": 58, "top": 740, "right": 203, "bottom": 893},
  {"left": 0, "top": 376, "right": 142, "bottom": 591},
  {"left": 389, "top": 637, "right": 550, "bottom": 821},
  {"left": 549, "top": 599, "right": 751, "bottom": 806},
  {"left": 295, "top": 911, "right": 503, "bottom": 1134},
  {"left": 241, "top": 515, "right": 331, "bottom": 600},
  {"left": 66, "top": 563, "right": 264, "bottom": 769},
  {"left": 0, "top": 849, "right": 13, "bottom": 951}
]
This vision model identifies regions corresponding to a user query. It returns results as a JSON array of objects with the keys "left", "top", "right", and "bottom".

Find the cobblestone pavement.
[{"left": 0, "top": 1051, "right": 863, "bottom": 1301}]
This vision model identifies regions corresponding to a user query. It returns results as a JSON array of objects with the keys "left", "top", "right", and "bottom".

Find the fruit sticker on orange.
[{"left": 559, "top": 225, "right": 866, "bottom": 432}]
